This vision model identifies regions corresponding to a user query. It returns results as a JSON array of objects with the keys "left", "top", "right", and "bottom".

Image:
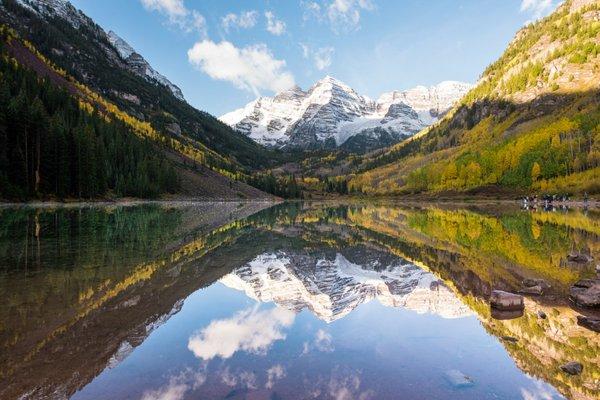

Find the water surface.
[{"left": 1, "top": 201, "right": 598, "bottom": 400}]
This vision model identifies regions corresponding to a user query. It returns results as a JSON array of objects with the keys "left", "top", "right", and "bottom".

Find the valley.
[{"left": 0, "top": 0, "right": 598, "bottom": 201}]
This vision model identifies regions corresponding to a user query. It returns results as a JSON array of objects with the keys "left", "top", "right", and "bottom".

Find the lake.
[{"left": 0, "top": 201, "right": 598, "bottom": 400}]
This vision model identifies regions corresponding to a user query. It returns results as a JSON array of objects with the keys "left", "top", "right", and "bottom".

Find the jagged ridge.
[
  {"left": 220, "top": 76, "right": 471, "bottom": 150},
  {"left": 221, "top": 250, "right": 471, "bottom": 322}
]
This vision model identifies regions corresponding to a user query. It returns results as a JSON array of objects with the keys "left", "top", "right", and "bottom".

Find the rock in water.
[
  {"left": 577, "top": 315, "right": 600, "bottom": 332},
  {"left": 560, "top": 361, "right": 583, "bottom": 376},
  {"left": 570, "top": 279, "right": 600, "bottom": 308},
  {"left": 490, "top": 290, "right": 524, "bottom": 311},
  {"left": 444, "top": 370, "right": 474, "bottom": 388}
]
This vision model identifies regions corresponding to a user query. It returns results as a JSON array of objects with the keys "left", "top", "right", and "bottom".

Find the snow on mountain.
[
  {"left": 107, "top": 31, "right": 185, "bottom": 101},
  {"left": 15, "top": 0, "right": 89, "bottom": 27},
  {"left": 11, "top": 1, "right": 185, "bottom": 101},
  {"left": 220, "top": 251, "right": 471, "bottom": 322},
  {"left": 220, "top": 76, "right": 471, "bottom": 150}
]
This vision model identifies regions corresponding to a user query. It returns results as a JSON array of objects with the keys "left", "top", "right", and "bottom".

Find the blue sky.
[{"left": 70, "top": 0, "right": 560, "bottom": 116}]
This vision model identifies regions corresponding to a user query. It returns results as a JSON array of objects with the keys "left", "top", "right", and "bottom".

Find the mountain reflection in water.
[{"left": 0, "top": 201, "right": 598, "bottom": 400}]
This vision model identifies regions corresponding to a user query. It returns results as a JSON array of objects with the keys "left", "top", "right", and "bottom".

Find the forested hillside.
[
  {"left": 0, "top": 26, "right": 276, "bottom": 200},
  {"left": 349, "top": 0, "right": 600, "bottom": 197},
  {"left": 0, "top": 27, "right": 180, "bottom": 199},
  {"left": 0, "top": 0, "right": 282, "bottom": 180}
]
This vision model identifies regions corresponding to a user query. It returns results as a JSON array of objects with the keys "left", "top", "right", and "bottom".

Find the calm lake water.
[{"left": 0, "top": 201, "right": 599, "bottom": 400}]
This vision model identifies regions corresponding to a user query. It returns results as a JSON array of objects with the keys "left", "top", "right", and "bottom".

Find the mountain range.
[
  {"left": 221, "top": 77, "right": 471, "bottom": 152},
  {"left": 221, "top": 250, "right": 471, "bottom": 322}
]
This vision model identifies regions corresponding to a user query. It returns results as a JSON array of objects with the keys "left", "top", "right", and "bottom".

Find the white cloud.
[
  {"left": 302, "top": 1, "right": 322, "bottom": 21},
  {"left": 300, "top": 43, "right": 311, "bottom": 58},
  {"left": 140, "top": 0, "right": 206, "bottom": 35},
  {"left": 328, "top": 370, "right": 375, "bottom": 400},
  {"left": 266, "top": 364, "right": 286, "bottom": 389},
  {"left": 301, "top": 329, "right": 335, "bottom": 354},
  {"left": 219, "top": 367, "right": 258, "bottom": 390},
  {"left": 141, "top": 0, "right": 187, "bottom": 19},
  {"left": 314, "top": 329, "right": 335, "bottom": 352},
  {"left": 300, "top": 44, "right": 335, "bottom": 70},
  {"left": 222, "top": 11, "right": 259, "bottom": 32},
  {"left": 314, "top": 47, "right": 335, "bottom": 70},
  {"left": 187, "top": 306, "right": 295, "bottom": 360},
  {"left": 265, "top": 11, "right": 286, "bottom": 35},
  {"left": 304, "top": 0, "right": 375, "bottom": 33},
  {"left": 520, "top": 0, "right": 558, "bottom": 21},
  {"left": 140, "top": 369, "right": 206, "bottom": 400}
]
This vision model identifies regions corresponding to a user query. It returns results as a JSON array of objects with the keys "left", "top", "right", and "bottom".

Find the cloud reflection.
[{"left": 188, "top": 306, "right": 295, "bottom": 360}]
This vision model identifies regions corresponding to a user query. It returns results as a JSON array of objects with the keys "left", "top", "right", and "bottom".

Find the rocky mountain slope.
[
  {"left": 349, "top": 0, "right": 600, "bottom": 196},
  {"left": 221, "top": 76, "right": 471, "bottom": 152},
  {"left": 106, "top": 31, "right": 184, "bottom": 101},
  {"left": 1, "top": 0, "right": 278, "bottom": 175},
  {"left": 0, "top": 0, "right": 285, "bottom": 199},
  {"left": 221, "top": 250, "right": 471, "bottom": 322}
]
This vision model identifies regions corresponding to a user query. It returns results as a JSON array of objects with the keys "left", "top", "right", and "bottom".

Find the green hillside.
[{"left": 349, "top": 0, "right": 600, "bottom": 197}]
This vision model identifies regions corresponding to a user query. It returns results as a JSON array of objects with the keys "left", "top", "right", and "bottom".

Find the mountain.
[
  {"left": 220, "top": 76, "right": 471, "bottom": 152},
  {"left": 1, "top": 0, "right": 278, "bottom": 174},
  {"left": 106, "top": 31, "right": 184, "bottom": 101},
  {"left": 221, "top": 250, "right": 471, "bottom": 322},
  {"left": 349, "top": 0, "right": 600, "bottom": 196},
  {"left": 0, "top": 0, "right": 282, "bottom": 199}
]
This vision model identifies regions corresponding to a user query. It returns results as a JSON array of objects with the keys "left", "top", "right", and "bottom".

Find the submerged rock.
[
  {"left": 577, "top": 315, "right": 600, "bottom": 332},
  {"left": 560, "top": 361, "right": 583, "bottom": 376},
  {"left": 567, "top": 252, "right": 594, "bottom": 263},
  {"left": 570, "top": 279, "right": 600, "bottom": 308},
  {"left": 444, "top": 369, "right": 474, "bottom": 388},
  {"left": 490, "top": 290, "right": 524, "bottom": 311}
]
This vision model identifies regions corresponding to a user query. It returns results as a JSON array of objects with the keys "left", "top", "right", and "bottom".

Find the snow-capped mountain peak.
[{"left": 220, "top": 77, "right": 471, "bottom": 151}]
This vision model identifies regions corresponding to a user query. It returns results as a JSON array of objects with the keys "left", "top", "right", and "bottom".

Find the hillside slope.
[
  {"left": 350, "top": 0, "right": 600, "bottom": 197},
  {"left": 0, "top": 0, "right": 280, "bottom": 175},
  {"left": 0, "top": 26, "right": 273, "bottom": 200}
]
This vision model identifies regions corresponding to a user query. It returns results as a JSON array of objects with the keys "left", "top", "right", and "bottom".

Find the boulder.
[
  {"left": 567, "top": 252, "right": 594, "bottom": 263},
  {"left": 577, "top": 315, "right": 600, "bottom": 332},
  {"left": 519, "top": 285, "right": 543, "bottom": 295},
  {"left": 537, "top": 310, "right": 547, "bottom": 319},
  {"left": 166, "top": 122, "right": 182, "bottom": 136},
  {"left": 522, "top": 278, "right": 551, "bottom": 290},
  {"left": 491, "top": 308, "right": 524, "bottom": 320},
  {"left": 560, "top": 361, "right": 583, "bottom": 376},
  {"left": 570, "top": 279, "right": 600, "bottom": 308},
  {"left": 490, "top": 290, "right": 524, "bottom": 311}
]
